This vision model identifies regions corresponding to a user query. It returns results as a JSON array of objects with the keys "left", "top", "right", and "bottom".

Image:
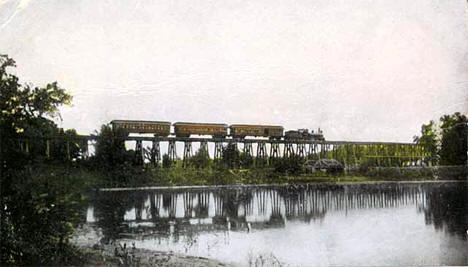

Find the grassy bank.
[{"left": 51, "top": 162, "right": 467, "bottom": 189}]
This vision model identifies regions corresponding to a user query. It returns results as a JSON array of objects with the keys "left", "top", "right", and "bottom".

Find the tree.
[
  {"left": 1, "top": 55, "right": 81, "bottom": 265},
  {"left": 93, "top": 124, "right": 131, "bottom": 168},
  {"left": 190, "top": 148, "right": 211, "bottom": 168},
  {"left": 221, "top": 143, "right": 241, "bottom": 169},
  {"left": 162, "top": 154, "right": 172, "bottom": 168},
  {"left": 414, "top": 112, "right": 467, "bottom": 166},
  {"left": 273, "top": 155, "right": 305, "bottom": 175},
  {"left": 1, "top": 54, "right": 73, "bottom": 167},
  {"left": 439, "top": 112, "right": 467, "bottom": 166},
  {"left": 413, "top": 120, "right": 438, "bottom": 165},
  {"left": 239, "top": 152, "right": 254, "bottom": 168},
  {"left": 0, "top": 56, "right": 71, "bottom": 133}
]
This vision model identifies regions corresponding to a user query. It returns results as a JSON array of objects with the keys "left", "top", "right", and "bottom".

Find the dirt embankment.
[{"left": 72, "top": 224, "right": 231, "bottom": 267}]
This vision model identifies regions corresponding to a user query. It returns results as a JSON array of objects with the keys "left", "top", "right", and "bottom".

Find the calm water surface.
[{"left": 82, "top": 182, "right": 468, "bottom": 266}]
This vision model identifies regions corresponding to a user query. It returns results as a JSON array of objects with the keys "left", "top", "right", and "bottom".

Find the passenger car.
[
  {"left": 110, "top": 120, "right": 171, "bottom": 136},
  {"left": 173, "top": 122, "right": 228, "bottom": 138},
  {"left": 230, "top": 124, "right": 284, "bottom": 139}
]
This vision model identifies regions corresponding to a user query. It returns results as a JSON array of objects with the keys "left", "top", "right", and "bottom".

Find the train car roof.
[
  {"left": 230, "top": 124, "right": 284, "bottom": 128},
  {"left": 173, "top": 122, "right": 228, "bottom": 126},
  {"left": 110, "top": 120, "right": 171, "bottom": 124}
]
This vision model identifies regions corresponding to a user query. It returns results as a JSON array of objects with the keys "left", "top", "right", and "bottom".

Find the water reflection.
[
  {"left": 423, "top": 182, "right": 468, "bottom": 239},
  {"left": 85, "top": 182, "right": 468, "bottom": 266}
]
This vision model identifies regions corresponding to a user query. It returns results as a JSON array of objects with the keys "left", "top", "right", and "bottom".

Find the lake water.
[{"left": 82, "top": 182, "right": 468, "bottom": 266}]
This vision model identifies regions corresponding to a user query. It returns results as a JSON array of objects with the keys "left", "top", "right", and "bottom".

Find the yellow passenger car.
[
  {"left": 110, "top": 120, "right": 171, "bottom": 136},
  {"left": 173, "top": 122, "right": 228, "bottom": 137},
  {"left": 229, "top": 124, "right": 284, "bottom": 139}
]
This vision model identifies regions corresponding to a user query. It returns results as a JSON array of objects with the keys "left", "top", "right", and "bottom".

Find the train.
[
  {"left": 284, "top": 128, "right": 325, "bottom": 141},
  {"left": 110, "top": 120, "right": 324, "bottom": 140}
]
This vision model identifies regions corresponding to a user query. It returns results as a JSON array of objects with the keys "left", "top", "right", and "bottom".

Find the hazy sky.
[{"left": 1, "top": 0, "right": 467, "bottom": 142}]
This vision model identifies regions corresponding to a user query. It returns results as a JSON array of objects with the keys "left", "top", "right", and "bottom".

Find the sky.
[{"left": 1, "top": 0, "right": 467, "bottom": 142}]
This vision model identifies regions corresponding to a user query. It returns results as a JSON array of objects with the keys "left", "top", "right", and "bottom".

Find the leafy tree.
[
  {"left": 415, "top": 112, "right": 467, "bottom": 166},
  {"left": 1, "top": 55, "right": 73, "bottom": 167},
  {"left": 239, "top": 152, "right": 254, "bottom": 168},
  {"left": 273, "top": 155, "right": 305, "bottom": 175},
  {"left": 93, "top": 124, "right": 131, "bottom": 167},
  {"left": 413, "top": 120, "right": 438, "bottom": 165},
  {"left": 1, "top": 55, "right": 81, "bottom": 265},
  {"left": 162, "top": 154, "right": 172, "bottom": 168},
  {"left": 439, "top": 112, "right": 467, "bottom": 166},
  {"left": 0, "top": 57, "right": 71, "bottom": 134},
  {"left": 190, "top": 148, "right": 211, "bottom": 169},
  {"left": 221, "top": 143, "right": 241, "bottom": 169}
]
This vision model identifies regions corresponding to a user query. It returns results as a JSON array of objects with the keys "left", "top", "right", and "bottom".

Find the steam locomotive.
[
  {"left": 285, "top": 128, "right": 325, "bottom": 141},
  {"left": 110, "top": 120, "right": 324, "bottom": 141}
]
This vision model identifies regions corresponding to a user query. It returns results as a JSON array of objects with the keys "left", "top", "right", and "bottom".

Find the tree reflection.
[{"left": 423, "top": 183, "right": 468, "bottom": 240}]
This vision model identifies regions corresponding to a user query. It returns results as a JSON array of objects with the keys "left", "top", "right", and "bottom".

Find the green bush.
[
  {"left": 93, "top": 124, "right": 132, "bottom": 168},
  {"left": 190, "top": 149, "right": 211, "bottom": 169},
  {"left": 365, "top": 167, "right": 402, "bottom": 179},
  {"left": 1, "top": 55, "right": 87, "bottom": 265},
  {"left": 240, "top": 152, "right": 254, "bottom": 169},
  {"left": 435, "top": 166, "right": 468, "bottom": 180},
  {"left": 162, "top": 154, "right": 172, "bottom": 169},
  {"left": 364, "top": 166, "right": 435, "bottom": 180},
  {"left": 273, "top": 155, "right": 305, "bottom": 175},
  {"left": 1, "top": 167, "right": 84, "bottom": 265},
  {"left": 220, "top": 143, "right": 241, "bottom": 169}
]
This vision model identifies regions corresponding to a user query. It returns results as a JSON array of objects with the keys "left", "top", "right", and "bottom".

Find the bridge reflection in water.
[
  {"left": 84, "top": 182, "right": 467, "bottom": 266},
  {"left": 87, "top": 183, "right": 441, "bottom": 238}
]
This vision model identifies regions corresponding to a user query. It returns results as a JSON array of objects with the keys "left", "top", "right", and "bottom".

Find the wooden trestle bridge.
[{"left": 20, "top": 135, "right": 428, "bottom": 167}]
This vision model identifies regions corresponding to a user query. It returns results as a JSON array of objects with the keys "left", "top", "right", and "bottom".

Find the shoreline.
[
  {"left": 72, "top": 224, "right": 232, "bottom": 267},
  {"left": 99, "top": 179, "right": 468, "bottom": 191}
]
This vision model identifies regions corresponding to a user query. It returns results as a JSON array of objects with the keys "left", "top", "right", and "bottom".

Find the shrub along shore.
[{"left": 40, "top": 160, "right": 468, "bottom": 190}]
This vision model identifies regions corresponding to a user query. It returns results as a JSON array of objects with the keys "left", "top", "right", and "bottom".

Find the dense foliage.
[
  {"left": 93, "top": 124, "right": 131, "bottom": 167},
  {"left": 1, "top": 55, "right": 84, "bottom": 265},
  {"left": 413, "top": 120, "right": 438, "bottom": 165},
  {"left": 190, "top": 149, "right": 211, "bottom": 169},
  {"left": 439, "top": 113, "right": 468, "bottom": 165},
  {"left": 273, "top": 155, "right": 305, "bottom": 175},
  {"left": 220, "top": 143, "right": 241, "bottom": 169},
  {"left": 414, "top": 112, "right": 467, "bottom": 166}
]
